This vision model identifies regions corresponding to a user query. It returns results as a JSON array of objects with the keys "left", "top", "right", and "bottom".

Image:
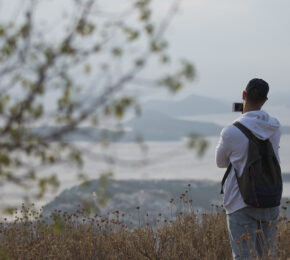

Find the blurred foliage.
[
  {"left": 0, "top": 0, "right": 201, "bottom": 210},
  {"left": 187, "top": 134, "right": 209, "bottom": 158}
]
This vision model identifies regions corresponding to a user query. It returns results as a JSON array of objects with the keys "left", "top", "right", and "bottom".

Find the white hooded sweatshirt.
[{"left": 215, "top": 110, "right": 281, "bottom": 214}]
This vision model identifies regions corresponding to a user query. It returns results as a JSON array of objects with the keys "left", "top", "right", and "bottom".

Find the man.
[{"left": 215, "top": 78, "right": 281, "bottom": 259}]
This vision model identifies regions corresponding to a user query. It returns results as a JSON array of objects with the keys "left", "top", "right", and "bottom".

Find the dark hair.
[{"left": 245, "top": 78, "right": 269, "bottom": 102}]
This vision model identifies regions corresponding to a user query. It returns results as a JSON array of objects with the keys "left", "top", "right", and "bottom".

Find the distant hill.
[
  {"left": 30, "top": 111, "right": 290, "bottom": 142},
  {"left": 123, "top": 109, "right": 223, "bottom": 141},
  {"left": 29, "top": 110, "right": 223, "bottom": 142},
  {"left": 141, "top": 94, "right": 229, "bottom": 116},
  {"left": 42, "top": 177, "right": 290, "bottom": 225},
  {"left": 42, "top": 179, "right": 223, "bottom": 224}
]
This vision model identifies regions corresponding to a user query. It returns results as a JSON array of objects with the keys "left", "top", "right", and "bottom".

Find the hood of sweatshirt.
[{"left": 235, "top": 110, "right": 280, "bottom": 140}]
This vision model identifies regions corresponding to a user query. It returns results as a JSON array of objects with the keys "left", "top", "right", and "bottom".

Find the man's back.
[{"left": 216, "top": 110, "right": 281, "bottom": 214}]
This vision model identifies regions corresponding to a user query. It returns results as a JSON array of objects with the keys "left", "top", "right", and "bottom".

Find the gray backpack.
[{"left": 221, "top": 122, "right": 282, "bottom": 208}]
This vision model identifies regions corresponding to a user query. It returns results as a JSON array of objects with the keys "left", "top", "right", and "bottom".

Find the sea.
[{"left": 1, "top": 109, "right": 289, "bottom": 213}]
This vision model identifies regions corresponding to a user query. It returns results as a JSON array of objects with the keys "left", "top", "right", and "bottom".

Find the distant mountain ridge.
[
  {"left": 124, "top": 109, "right": 223, "bottom": 140},
  {"left": 30, "top": 111, "right": 223, "bottom": 142},
  {"left": 141, "top": 94, "right": 229, "bottom": 116},
  {"left": 29, "top": 94, "right": 290, "bottom": 142},
  {"left": 31, "top": 111, "right": 290, "bottom": 142}
]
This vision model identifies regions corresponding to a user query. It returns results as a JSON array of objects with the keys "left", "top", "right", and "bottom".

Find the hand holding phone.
[{"left": 232, "top": 102, "right": 243, "bottom": 112}]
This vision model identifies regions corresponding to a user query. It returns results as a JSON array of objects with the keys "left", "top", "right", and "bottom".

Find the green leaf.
[
  {"left": 197, "top": 139, "right": 208, "bottom": 157},
  {"left": 69, "top": 150, "right": 83, "bottom": 168},
  {"left": 139, "top": 9, "right": 151, "bottom": 21},
  {"left": 84, "top": 64, "right": 91, "bottom": 74},
  {"left": 160, "top": 76, "right": 182, "bottom": 92},
  {"left": 181, "top": 61, "right": 195, "bottom": 80},
  {"left": 135, "top": 59, "right": 144, "bottom": 67},
  {"left": 160, "top": 55, "right": 169, "bottom": 64},
  {"left": 3, "top": 207, "right": 15, "bottom": 215},
  {"left": 0, "top": 153, "right": 10, "bottom": 166},
  {"left": 145, "top": 24, "right": 154, "bottom": 35},
  {"left": 94, "top": 44, "right": 101, "bottom": 52},
  {"left": 187, "top": 134, "right": 208, "bottom": 157},
  {"left": 91, "top": 115, "right": 99, "bottom": 126},
  {"left": 77, "top": 21, "right": 95, "bottom": 36},
  {"left": 128, "top": 30, "right": 139, "bottom": 41},
  {"left": 60, "top": 42, "right": 75, "bottom": 55},
  {"left": 45, "top": 48, "right": 54, "bottom": 61},
  {"left": 135, "top": 0, "right": 151, "bottom": 9},
  {"left": 20, "top": 24, "right": 30, "bottom": 38},
  {"left": 112, "top": 48, "right": 123, "bottom": 56},
  {"left": 0, "top": 26, "right": 6, "bottom": 37}
]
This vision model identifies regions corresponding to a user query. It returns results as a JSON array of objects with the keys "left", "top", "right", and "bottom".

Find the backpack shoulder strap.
[
  {"left": 233, "top": 121, "right": 255, "bottom": 140},
  {"left": 220, "top": 163, "right": 232, "bottom": 194},
  {"left": 220, "top": 122, "right": 254, "bottom": 195}
]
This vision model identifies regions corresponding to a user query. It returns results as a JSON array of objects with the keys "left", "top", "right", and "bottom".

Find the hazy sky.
[
  {"left": 165, "top": 0, "right": 290, "bottom": 100},
  {"left": 1, "top": 0, "right": 289, "bottom": 102}
]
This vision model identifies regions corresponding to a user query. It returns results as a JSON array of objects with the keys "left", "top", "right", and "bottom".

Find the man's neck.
[{"left": 243, "top": 105, "right": 261, "bottom": 114}]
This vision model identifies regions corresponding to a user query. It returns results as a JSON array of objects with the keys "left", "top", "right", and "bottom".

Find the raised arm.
[{"left": 215, "top": 126, "right": 232, "bottom": 168}]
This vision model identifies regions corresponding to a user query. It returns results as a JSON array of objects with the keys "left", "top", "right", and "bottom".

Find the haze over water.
[
  {"left": 1, "top": 110, "right": 289, "bottom": 212},
  {"left": 1, "top": 0, "right": 290, "bottom": 213}
]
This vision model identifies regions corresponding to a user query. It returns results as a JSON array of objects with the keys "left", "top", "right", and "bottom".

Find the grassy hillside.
[{"left": 0, "top": 198, "right": 289, "bottom": 259}]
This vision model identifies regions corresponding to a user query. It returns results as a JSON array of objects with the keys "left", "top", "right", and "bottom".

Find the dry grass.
[{"left": 0, "top": 200, "right": 289, "bottom": 260}]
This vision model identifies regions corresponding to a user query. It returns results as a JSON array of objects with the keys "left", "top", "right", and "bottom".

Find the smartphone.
[{"left": 232, "top": 102, "right": 243, "bottom": 112}]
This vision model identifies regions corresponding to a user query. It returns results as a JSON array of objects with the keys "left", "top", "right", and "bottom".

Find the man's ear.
[{"left": 242, "top": 91, "right": 247, "bottom": 100}]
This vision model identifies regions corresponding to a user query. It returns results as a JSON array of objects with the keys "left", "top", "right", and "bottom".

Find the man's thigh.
[
  {"left": 227, "top": 207, "right": 259, "bottom": 259},
  {"left": 227, "top": 206, "right": 279, "bottom": 259},
  {"left": 256, "top": 207, "right": 279, "bottom": 257}
]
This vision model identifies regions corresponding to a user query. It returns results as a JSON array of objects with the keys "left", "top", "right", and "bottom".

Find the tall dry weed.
[{"left": 0, "top": 198, "right": 289, "bottom": 259}]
